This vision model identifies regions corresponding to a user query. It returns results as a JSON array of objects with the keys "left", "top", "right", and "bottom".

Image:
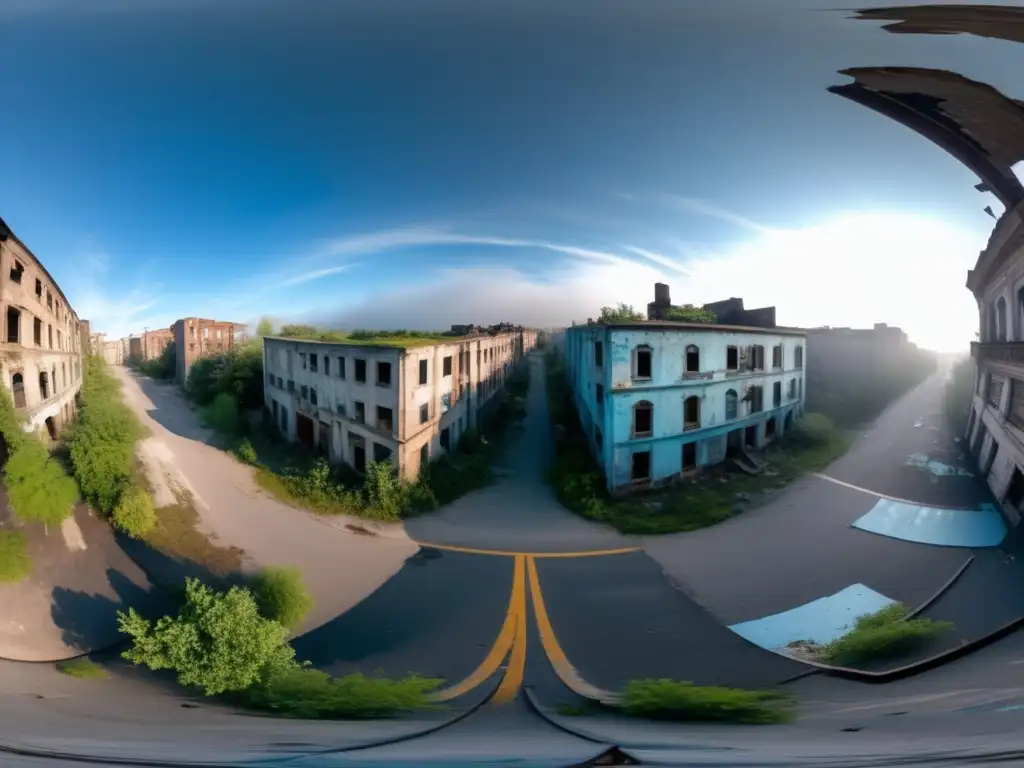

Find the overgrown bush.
[
  {"left": 618, "top": 679, "right": 796, "bottom": 724},
  {"left": 819, "top": 603, "right": 954, "bottom": 666},
  {"left": 111, "top": 484, "right": 157, "bottom": 539},
  {"left": 187, "top": 345, "right": 265, "bottom": 410},
  {"left": 0, "top": 530, "right": 32, "bottom": 583},
  {"left": 3, "top": 437, "right": 79, "bottom": 525},
  {"left": 250, "top": 566, "right": 315, "bottom": 630},
  {"left": 118, "top": 577, "right": 295, "bottom": 696},
  {"left": 137, "top": 341, "right": 176, "bottom": 380},
  {"left": 235, "top": 437, "right": 259, "bottom": 465},
  {"left": 202, "top": 392, "right": 241, "bottom": 435},
  {"left": 235, "top": 666, "right": 442, "bottom": 719},
  {"left": 56, "top": 657, "right": 109, "bottom": 679}
]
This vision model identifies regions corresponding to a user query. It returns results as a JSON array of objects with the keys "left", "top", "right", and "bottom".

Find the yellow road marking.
[
  {"left": 491, "top": 556, "right": 529, "bottom": 705},
  {"left": 812, "top": 472, "right": 970, "bottom": 510},
  {"left": 526, "top": 557, "right": 620, "bottom": 705},
  {"left": 431, "top": 555, "right": 523, "bottom": 703},
  {"left": 415, "top": 542, "right": 641, "bottom": 559}
]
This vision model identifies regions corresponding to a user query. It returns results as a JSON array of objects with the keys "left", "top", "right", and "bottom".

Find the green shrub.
[
  {"left": 820, "top": 603, "right": 954, "bottom": 666},
  {"left": 786, "top": 412, "right": 839, "bottom": 448},
  {"left": 618, "top": 679, "right": 796, "bottom": 724},
  {"left": 202, "top": 392, "right": 241, "bottom": 435},
  {"left": 56, "top": 657, "right": 109, "bottom": 679},
  {"left": 118, "top": 577, "right": 295, "bottom": 696},
  {"left": 236, "top": 666, "right": 442, "bottom": 719},
  {"left": 250, "top": 566, "right": 315, "bottom": 630},
  {"left": 4, "top": 439, "right": 79, "bottom": 525},
  {"left": 235, "top": 437, "right": 259, "bottom": 465},
  {"left": 111, "top": 485, "right": 157, "bottom": 539},
  {"left": 0, "top": 530, "right": 32, "bottom": 583}
]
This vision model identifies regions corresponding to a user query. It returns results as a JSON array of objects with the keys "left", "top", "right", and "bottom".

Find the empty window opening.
[
  {"left": 310, "top": 388, "right": 318, "bottom": 406},
  {"left": 300, "top": 384, "right": 309, "bottom": 400},
  {"left": 324, "top": 356, "right": 330, "bottom": 376},
  {"left": 6, "top": 307, "right": 20, "bottom": 344},
  {"left": 373, "top": 442, "right": 392, "bottom": 464},
  {"left": 685, "top": 344, "right": 700, "bottom": 373},
  {"left": 684, "top": 395, "right": 700, "bottom": 430},
  {"left": 596, "top": 383, "right": 604, "bottom": 405},
  {"left": 594, "top": 426, "right": 603, "bottom": 450},
  {"left": 795, "top": 346, "right": 804, "bottom": 369},
  {"left": 443, "top": 356, "right": 453, "bottom": 376},
  {"left": 633, "top": 400, "right": 653, "bottom": 437},
  {"left": 300, "top": 353, "right": 307, "bottom": 370},
  {"left": 44, "top": 416, "right": 57, "bottom": 441},
  {"left": 1006, "top": 468, "right": 1024, "bottom": 512},
  {"left": 419, "top": 403, "right": 429, "bottom": 424},
  {"left": 11, "top": 373, "right": 25, "bottom": 408},
  {"left": 748, "top": 385, "right": 764, "bottom": 413},
  {"left": 310, "top": 354, "right": 318, "bottom": 373},
  {"left": 338, "top": 357, "right": 346, "bottom": 379},
  {"left": 997, "top": 297, "right": 1009, "bottom": 342},
  {"left": 355, "top": 358, "right": 367, "bottom": 382},
  {"left": 39, "top": 371, "right": 49, "bottom": 400},
  {"left": 46, "top": 290, "right": 53, "bottom": 310},
  {"left": 440, "top": 427, "right": 451, "bottom": 451},
  {"left": 354, "top": 401, "right": 365, "bottom": 423},
  {"left": 631, "top": 450, "right": 651, "bottom": 481},
  {"left": 419, "top": 359, "right": 428, "bottom": 385},
  {"left": 788, "top": 378, "right": 796, "bottom": 399},
  {"left": 634, "top": 345, "right": 653, "bottom": 379},
  {"left": 772, "top": 345, "right": 783, "bottom": 369},
  {"left": 48, "top": 324, "right": 53, "bottom": 349},
  {"left": 682, "top": 442, "right": 697, "bottom": 471},
  {"left": 750, "top": 345, "right": 765, "bottom": 371},
  {"left": 377, "top": 361, "right": 392, "bottom": 387},
  {"left": 773, "top": 381, "right": 782, "bottom": 408},
  {"left": 594, "top": 341, "right": 604, "bottom": 367},
  {"left": 34, "top": 279, "right": 42, "bottom": 299},
  {"left": 420, "top": 444, "right": 429, "bottom": 471},
  {"left": 726, "top": 346, "right": 739, "bottom": 371},
  {"left": 725, "top": 389, "right": 738, "bottom": 420},
  {"left": 9, "top": 260, "right": 23, "bottom": 283},
  {"left": 377, "top": 406, "right": 394, "bottom": 433}
]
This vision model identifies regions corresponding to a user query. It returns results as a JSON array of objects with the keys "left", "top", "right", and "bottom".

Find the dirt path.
[
  {"left": 113, "top": 367, "right": 419, "bottom": 635},
  {"left": 404, "top": 352, "right": 630, "bottom": 553}
]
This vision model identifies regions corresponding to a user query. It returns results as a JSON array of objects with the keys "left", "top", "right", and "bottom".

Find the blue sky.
[{"left": 1, "top": 0, "right": 1021, "bottom": 351}]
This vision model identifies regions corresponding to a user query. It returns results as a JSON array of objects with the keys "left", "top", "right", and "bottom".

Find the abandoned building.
[
  {"left": 103, "top": 339, "right": 124, "bottom": 366},
  {"left": 262, "top": 327, "right": 539, "bottom": 480},
  {"left": 564, "top": 283, "right": 806, "bottom": 493},
  {"left": 172, "top": 317, "right": 245, "bottom": 384},
  {"left": 127, "top": 328, "right": 173, "bottom": 364},
  {"left": 0, "top": 217, "right": 86, "bottom": 440}
]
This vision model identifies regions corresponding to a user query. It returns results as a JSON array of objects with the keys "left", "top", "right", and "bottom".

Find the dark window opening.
[
  {"left": 48, "top": 324, "right": 53, "bottom": 349},
  {"left": 377, "top": 361, "right": 392, "bottom": 387},
  {"left": 684, "top": 395, "right": 700, "bottom": 430},
  {"left": 310, "top": 354, "right": 318, "bottom": 373},
  {"left": 419, "top": 403, "right": 429, "bottom": 424},
  {"left": 11, "top": 373, "right": 25, "bottom": 408},
  {"left": 373, "top": 442, "right": 392, "bottom": 464},
  {"left": 324, "top": 356, "right": 330, "bottom": 376},
  {"left": 287, "top": 379, "right": 295, "bottom": 393},
  {"left": 631, "top": 450, "right": 651, "bottom": 481},
  {"left": 594, "top": 426, "right": 603, "bottom": 450},
  {"left": 788, "top": 378, "right": 796, "bottom": 399},
  {"left": 420, "top": 444, "right": 429, "bottom": 471},
  {"left": 440, "top": 427, "right": 450, "bottom": 451},
  {"left": 443, "top": 356, "right": 452, "bottom": 376},
  {"left": 38, "top": 371, "right": 49, "bottom": 400},
  {"left": 419, "top": 359, "right": 428, "bottom": 385},
  {"left": 338, "top": 357, "right": 346, "bottom": 379},
  {"left": 596, "top": 383, "right": 604, "bottom": 405},
  {"left": 685, "top": 345, "right": 699, "bottom": 373},
  {"left": 310, "top": 388, "right": 318, "bottom": 406},
  {"left": 355, "top": 358, "right": 366, "bottom": 383},
  {"left": 633, "top": 400, "right": 653, "bottom": 437},
  {"left": 634, "top": 346, "right": 652, "bottom": 379},
  {"left": 300, "top": 385, "right": 309, "bottom": 399},
  {"left": 795, "top": 346, "right": 804, "bottom": 369},
  {"left": 773, "top": 381, "right": 782, "bottom": 408},
  {"left": 354, "top": 401, "right": 365, "bottom": 423},
  {"left": 682, "top": 442, "right": 697, "bottom": 471},
  {"left": 46, "top": 290, "right": 52, "bottom": 310},
  {"left": 34, "top": 279, "right": 42, "bottom": 299},
  {"left": 726, "top": 346, "right": 738, "bottom": 371},
  {"left": 6, "top": 307, "right": 19, "bottom": 344},
  {"left": 594, "top": 341, "right": 604, "bottom": 367},
  {"left": 725, "top": 389, "right": 738, "bottom": 420},
  {"left": 751, "top": 345, "right": 765, "bottom": 371},
  {"left": 9, "top": 260, "right": 23, "bottom": 283},
  {"left": 749, "top": 385, "right": 764, "bottom": 413},
  {"left": 772, "top": 345, "right": 783, "bottom": 369},
  {"left": 766, "top": 417, "right": 776, "bottom": 438},
  {"left": 300, "top": 353, "right": 307, "bottom": 370},
  {"left": 377, "top": 406, "right": 394, "bottom": 433}
]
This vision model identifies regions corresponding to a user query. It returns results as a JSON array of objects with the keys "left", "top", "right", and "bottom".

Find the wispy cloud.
[
  {"left": 279, "top": 262, "right": 364, "bottom": 288},
  {"left": 623, "top": 245, "right": 692, "bottom": 276},
  {"left": 662, "top": 196, "right": 770, "bottom": 233}
]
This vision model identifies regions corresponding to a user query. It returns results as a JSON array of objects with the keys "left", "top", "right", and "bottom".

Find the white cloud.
[
  {"left": 279, "top": 262, "right": 364, "bottom": 288},
  {"left": 663, "top": 196, "right": 771, "bottom": 233}
]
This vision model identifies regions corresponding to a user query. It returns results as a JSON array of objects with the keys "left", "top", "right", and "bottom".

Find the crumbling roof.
[{"left": 851, "top": 5, "right": 1024, "bottom": 45}]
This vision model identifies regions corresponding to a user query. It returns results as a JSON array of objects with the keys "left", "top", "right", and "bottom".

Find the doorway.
[
  {"left": 726, "top": 429, "right": 743, "bottom": 457},
  {"left": 765, "top": 417, "right": 776, "bottom": 440},
  {"left": 783, "top": 410, "right": 793, "bottom": 432},
  {"left": 744, "top": 424, "right": 758, "bottom": 449},
  {"left": 296, "top": 413, "right": 315, "bottom": 449},
  {"left": 44, "top": 416, "right": 57, "bottom": 441},
  {"left": 682, "top": 441, "right": 697, "bottom": 471}
]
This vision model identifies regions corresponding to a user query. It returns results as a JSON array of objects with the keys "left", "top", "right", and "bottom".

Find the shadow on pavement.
[
  {"left": 114, "top": 528, "right": 248, "bottom": 594},
  {"left": 127, "top": 372, "right": 221, "bottom": 446}
]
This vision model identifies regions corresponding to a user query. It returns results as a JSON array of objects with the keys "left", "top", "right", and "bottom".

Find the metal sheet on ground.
[
  {"left": 291, "top": 549, "right": 512, "bottom": 685},
  {"left": 644, "top": 476, "right": 968, "bottom": 625},
  {"left": 852, "top": 499, "right": 1006, "bottom": 548},
  {"left": 532, "top": 552, "right": 805, "bottom": 691}
]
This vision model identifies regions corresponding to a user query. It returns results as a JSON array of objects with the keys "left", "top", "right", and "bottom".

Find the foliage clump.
[
  {"left": 111, "top": 484, "right": 157, "bottom": 539},
  {"left": 663, "top": 304, "right": 716, "bottom": 323},
  {"left": 813, "top": 603, "right": 954, "bottom": 667},
  {"left": 598, "top": 303, "right": 645, "bottom": 323},
  {"left": 618, "top": 679, "right": 796, "bottom": 724},
  {"left": 0, "top": 530, "right": 32, "bottom": 583},
  {"left": 250, "top": 566, "right": 315, "bottom": 631}
]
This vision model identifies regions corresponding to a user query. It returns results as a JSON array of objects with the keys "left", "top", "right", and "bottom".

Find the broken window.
[
  {"left": 682, "top": 441, "right": 697, "bottom": 471},
  {"left": 338, "top": 357, "right": 346, "bottom": 379},
  {"left": 631, "top": 450, "right": 651, "bottom": 481},
  {"left": 594, "top": 426, "right": 603, "bottom": 450},
  {"left": 440, "top": 427, "right": 450, "bottom": 451},
  {"left": 594, "top": 341, "right": 604, "bottom": 367},
  {"left": 354, "top": 358, "right": 366, "bottom": 382},
  {"left": 373, "top": 442, "right": 392, "bottom": 464},
  {"left": 300, "top": 353, "right": 307, "bottom": 370},
  {"left": 419, "top": 359, "right": 428, "bottom": 385},
  {"left": 420, "top": 443, "right": 429, "bottom": 470},
  {"left": 39, "top": 371, "right": 49, "bottom": 400},
  {"left": 684, "top": 395, "right": 700, "bottom": 430},
  {"left": 750, "top": 345, "right": 765, "bottom": 371},
  {"left": 633, "top": 345, "right": 653, "bottom": 380},
  {"left": 772, "top": 345, "right": 783, "bottom": 369},
  {"left": 377, "top": 361, "right": 392, "bottom": 387},
  {"left": 420, "top": 403, "right": 429, "bottom": 424},
  {"left": 324, "top": 356, "right": 330, "bottom": 376},
  {"left": 310, "top": 354, "right": 318, "bottom": 373},
  {"left": 48, "top": 324, "right": 53, "bottom": 349},
  {"left": 725, "top": 389, "right": 738, "bottom": 420},
  {"left": 287, "top": 379, "right": 295, "bottom": 393},
  {"left": 34, "top": 278, "right": 42, "bottom": 299},
  {"left": 596, "top": 383, "right": 604, "bottom": 406},
  {"left": 749, "top": 385, "right": 764, "bottom": 413},
  {"left": 443, "top": 356, "right": 452, "bottom": 376},
  {"left": 11, "top": 373, "right": 25, "bottom": 408},
  {"left": 310, "top": 387, "right": 318, "bottom": 405},
  {"left": 685, "top": 344, "right": 700, "bottom": 373},
  {"left": 726, "top": 345, "right": 738, "bottom": 371},
  {"left": 794, "top": 346, "right": 803, "bottom": 369},
  {"left": 301, "top": 384, "right": 309, "bottom": 400},
  {"left": 773, "top": 381, "right": 782, "bottom": 407},
  {"left": 989, "top": 377, "right": 1005, "bottom": 409},
  {"left": 633, "top": 400, "right": 653, "bottom": 437},
  {"left": 1006, "top": 468, "right": 1024, "bottom": 512},
  {"left": 46, "top": 290, "right": 52, "bottom": 310},
  {"left": 377, "top": 406, "right": 394, "bottom": 433},
  {"left": 6, "top": 307, "right": 19, "bottom": 344},
  {"left": 9, "top": 260, "right": 23, "bottom": 283},
  {"left": 354, "top": 401, "right": 365, "bottom": 423},
  {"left": 766, "top": 416, "right": 776, "bottom": 438},
  {"left": 202, "top": 327, "right": 209, "bottom": 339},
  {"left": 997, "top": 297, "right": 1008, "bottom": 342},
  {"left": 788, "top": 378, "right": 796, "bottom": 399}
]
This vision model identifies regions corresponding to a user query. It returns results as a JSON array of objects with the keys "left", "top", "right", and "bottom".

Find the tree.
[
  {"left": 664, "top": 304, "right": 716, "bottom": 323},
  {"left": 118, "top": 578, "right": 295, "bottom": 696},
  {"left": 250, "top": 567, "right": 315, "bottom": 630},
  {"left": 111, "top": 484, "right": 157, "bottom": 539},
  {"left": 4, "top": 438, "right": 79, "bottom": 525},
  {"left": 255, "top": 317, "right": 274, "bottom": 337},
  {"left": 599, "top": 303, "right": 645, "bottom": 323}
]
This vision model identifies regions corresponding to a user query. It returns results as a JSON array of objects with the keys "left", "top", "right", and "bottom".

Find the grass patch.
[
  {"left": 141, "top": 497, "right": 244, "bottom": 576},
  {"left": 232, "top": 667, "right": 443, "bottom": 719},
  {"left": 544, "top": 350, "right": 849, "bottom": 535},
  {"left": 55, "top": 657, "right": 109, "bottom": 679},
  {"left": 250, "top": 566, "right": 315, "bottom": 630},
  {"left": 617, "top": 679, "right": 796, "bottom": 724},
  {"left": 555, "top": 702, "right": 589, "bottom": 717},
  {"left": 0, "top": 529, "right": 32, "bottom": 583},
  {"left": 792, "top": 603, "right": 955, "bottom": 667}
]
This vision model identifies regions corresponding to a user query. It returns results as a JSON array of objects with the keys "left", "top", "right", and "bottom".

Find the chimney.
[{"left": 654, "top": 282, "right": 671, "bottom": 306}]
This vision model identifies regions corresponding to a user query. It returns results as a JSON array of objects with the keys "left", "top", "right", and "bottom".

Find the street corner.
[
  {"left": 0, "top": 504, "right": 159, "bottom": 662},
  {"left": 289, "top": 547, "right": 516, "bottom": 689},
  {"left": 529, "top": 550, "right": 805, "bottom": 694}
]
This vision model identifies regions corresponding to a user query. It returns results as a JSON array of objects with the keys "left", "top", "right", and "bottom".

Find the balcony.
[{"left": 971, "top": 341, "right": 1024, "bottom": 366}]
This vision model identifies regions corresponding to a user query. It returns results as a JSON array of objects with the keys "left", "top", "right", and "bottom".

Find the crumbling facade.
[
  {"left": 0, "top": 217, "right": 85, "bottom": 439},
  {"left": 565, "top": 283, "right": 806, "bottom": 493},
  {"left": 172, "top": 317, "right": 243, "bottom": 384},
  {"left": 263, "top": 327, "right": 539, "bottom": 480}
]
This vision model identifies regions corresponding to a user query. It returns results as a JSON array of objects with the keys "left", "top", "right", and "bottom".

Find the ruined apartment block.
[
  {"left": 128, "top": 328, "right": 173, "bottom": 363},
  {"left": 0, "top": 217, "right": 86, "bottom": 439},
  {"left": 173, "top": 317, "right": 245, "bottom": 384},
  {"left": 564, "top": 282, "right": 807, "bottom": 493},
  {"left": 263, "top": 327, "right": 539, "bottom": 480}
]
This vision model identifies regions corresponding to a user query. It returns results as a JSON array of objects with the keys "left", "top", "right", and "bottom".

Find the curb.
[
  {"left": 521, "top": 686, "right": 616, "bottom": 744},
  {"left": 0, "top": 640, "right": 130, "bottom": 666}
]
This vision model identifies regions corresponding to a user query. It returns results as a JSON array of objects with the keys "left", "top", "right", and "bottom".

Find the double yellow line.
[{"left": 432, "top": 555, "right": 619, "bottom": 706}]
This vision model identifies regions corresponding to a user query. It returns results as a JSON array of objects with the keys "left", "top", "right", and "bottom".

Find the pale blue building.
[{"left": 563, "top": 286, "right": 807, "bottom": 493}]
